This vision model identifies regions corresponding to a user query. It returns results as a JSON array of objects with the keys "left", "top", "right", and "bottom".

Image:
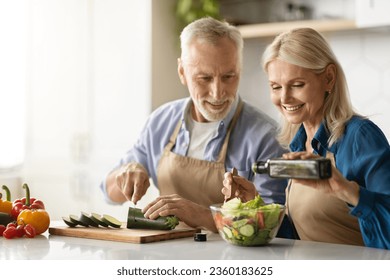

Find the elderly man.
[{"left": 100, "top": 17, "right": 287, "bottom": 232}]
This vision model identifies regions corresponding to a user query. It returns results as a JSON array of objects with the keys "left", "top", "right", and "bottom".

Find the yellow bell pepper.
[{"left": 0, "top": 185, "right": 12, "bottom": 214}]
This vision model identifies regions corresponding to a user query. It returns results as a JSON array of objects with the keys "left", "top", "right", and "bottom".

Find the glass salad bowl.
[{"left": 210, "top": 196, "right": 285, "bottom": 246}]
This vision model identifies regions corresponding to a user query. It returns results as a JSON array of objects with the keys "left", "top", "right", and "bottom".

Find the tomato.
[
  {"left": 24, "top": 224, "right": 36, "bottom": 238},
  {"left": 0, "top": 225, "right": 6, "bottom": 236},
  {"left": 3, "top": 226, "right": 17, "bottom": 239},
  {"left": 257, "top": 210, "right": 265, "bottom": 229}
]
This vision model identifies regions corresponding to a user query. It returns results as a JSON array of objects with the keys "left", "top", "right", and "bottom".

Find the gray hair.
[{"left": 180, "top": 17, "right": 243, "bottom": 68}]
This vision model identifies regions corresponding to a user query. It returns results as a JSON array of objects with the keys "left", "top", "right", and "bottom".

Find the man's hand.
[
  {"left": 142, "top": 194, "right": 217, "bottom": 232},
  {"left": 107, "top": 162, "right": 150, "bottom": 204}
]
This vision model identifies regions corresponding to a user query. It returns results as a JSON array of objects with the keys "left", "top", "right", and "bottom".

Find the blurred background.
[{"left": 1, "top": 0, "right": 389, "bottom": 220}]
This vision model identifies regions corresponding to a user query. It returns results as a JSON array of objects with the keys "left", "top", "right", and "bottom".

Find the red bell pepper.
[{"left": 11, "top": 184, "right": 45, "bottom": 219}]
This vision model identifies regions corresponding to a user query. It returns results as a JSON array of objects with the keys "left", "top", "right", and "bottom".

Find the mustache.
[{"left": 202, "top": 98, "right": 233, "bottom": 105}]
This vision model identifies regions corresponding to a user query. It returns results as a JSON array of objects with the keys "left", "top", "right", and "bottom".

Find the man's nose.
[{"left": 210, "top": 79, "right": 223, "bottom": 99}]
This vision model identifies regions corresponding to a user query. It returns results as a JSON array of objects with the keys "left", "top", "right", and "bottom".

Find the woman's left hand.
[{"left": 283, "top": 152, "right": 360, "bottom": 206}]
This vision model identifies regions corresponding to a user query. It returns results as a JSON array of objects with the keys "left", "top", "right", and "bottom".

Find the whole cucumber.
[{"left": 0, "top": 212, "right": 15, "bottom": 226}]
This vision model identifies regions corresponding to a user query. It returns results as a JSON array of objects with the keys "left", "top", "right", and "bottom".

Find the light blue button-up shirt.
[{"left": 101, "top": 96, "right": 288, "bottom": 205}]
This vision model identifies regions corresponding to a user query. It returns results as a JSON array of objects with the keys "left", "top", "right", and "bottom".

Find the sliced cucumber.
[
  {"left": 80, "top": 212, "right": 99, "bottom": 227},
  {"left": 102, "top": 214, "right": 122, "bottom": 228},
  {"left": 239, "top": 224, "right": 255, "bottom": 237},
  {"left": 69, "top": 214, "right": 89, "bottom": 227},
  {"left": 62, "top": 216, "right": 78, "bottom": 227},
  {"left": 232, "top": 218, "right": 248, "bottom": 228},
  {"left": 90, "top": 212, "right": 109, "bottom": 227},
  {"left": 223, "top": 226, "right": 233, "bottom": 239}
]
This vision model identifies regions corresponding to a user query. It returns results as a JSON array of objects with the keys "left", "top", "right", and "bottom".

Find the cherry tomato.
[
  {"left": 15, "top": 224, "right": 25, "bottom": 238},
  {"left": 24, "top": 224, "right": 36, "bottom": 238},
  {"left": 3, "top": 226, "right": 17, "bottom": 239},
  {"left": 6, "top": 222, "right": 16, "bottom": 229},
  {"left": 0, "top": 225, "right": 6, "bottom": 236}
]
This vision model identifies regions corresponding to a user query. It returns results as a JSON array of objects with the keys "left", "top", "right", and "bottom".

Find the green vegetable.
[
  {"left": 90, "top": 212, "right": 109, "bottom": 227},
  {"left": 217, "top": 195, "right": 284, "bottom": 246},
  {"left": 62, "top": 216, "right": 77, "bottom": 227},
  {"left": 69, "top": 214, "right": 88, "bottom": 227},
  {"left": 0, "top": 212, "right": 14, "bottom": 226},
  {"left": 126, "top": 207, "right": 179, "bottom": 230},
  {"left": 80, "top": 212, "right": 99, "bottom": 227},
  {"left": 101, "top": 214, "right": 122, "bottom": 228}
]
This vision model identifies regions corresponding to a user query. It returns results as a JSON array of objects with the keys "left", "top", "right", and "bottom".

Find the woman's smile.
[{"left": 283, "top": 104, "right": 304, "bottom": 112}]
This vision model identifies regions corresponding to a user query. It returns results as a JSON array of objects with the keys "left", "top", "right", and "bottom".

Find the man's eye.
[
  {"left": 271, "top": 86, "right": 282, "bottom": 90},
  {"left": 199, "top": 76, "right": 212, "bottom": 82},
  {"left": 222, "top": 74, "right": 235, "bottom": 80}
]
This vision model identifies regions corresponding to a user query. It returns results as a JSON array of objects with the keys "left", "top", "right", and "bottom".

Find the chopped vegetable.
[
  {"left": 215, "top": 195, "right": 284, "bottom": 246},
  {"left": 127, "top": 207, "right": 179, "bottom": 230},
  {"left": 101, "top": 214, "right": 122, "bottom": 228}
]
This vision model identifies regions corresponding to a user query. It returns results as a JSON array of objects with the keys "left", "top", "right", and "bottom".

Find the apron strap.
[
  {"left": 216, "top": 99, "right": 244, "bottom": 163},
  {"left": 165, "top": 119, "right": 183, "bottom": 152}
]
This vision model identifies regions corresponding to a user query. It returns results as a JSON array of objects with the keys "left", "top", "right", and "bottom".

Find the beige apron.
[
  {"left": 156, "top": 101, "right": 243, "bottom": 207},
  {"left": 286, "top": 152, "right": 364, "bottom": 245}
]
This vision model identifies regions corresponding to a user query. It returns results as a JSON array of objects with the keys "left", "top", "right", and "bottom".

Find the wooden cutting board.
[{"left": 49, "top": 223, "right": 200, "bottom": 244}]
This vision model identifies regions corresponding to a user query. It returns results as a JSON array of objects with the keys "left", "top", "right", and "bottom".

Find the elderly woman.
[{"left": 222, "top": 28, "right": 390, "bottom": 249}]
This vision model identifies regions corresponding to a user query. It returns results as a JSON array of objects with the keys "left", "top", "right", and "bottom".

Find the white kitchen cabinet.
[{"left": 355, "top": 0, "right": 390, "bottom": 27}]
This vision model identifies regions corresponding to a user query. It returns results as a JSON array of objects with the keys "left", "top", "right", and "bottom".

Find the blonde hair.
[{"left": 262, "top": 28, "right": 358, "bottom": 147}]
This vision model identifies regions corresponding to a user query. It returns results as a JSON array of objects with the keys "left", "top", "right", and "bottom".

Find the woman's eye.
[
  {"left": 292, "top": 83, "right": 304, "bottom": 88},
  {"left": 271, "top": 86, "right": 282, "bottom": 90}
]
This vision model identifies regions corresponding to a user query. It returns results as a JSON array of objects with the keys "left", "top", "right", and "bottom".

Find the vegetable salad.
[{"left": 212, "top": 196, "right": 284, "bottom": 246}]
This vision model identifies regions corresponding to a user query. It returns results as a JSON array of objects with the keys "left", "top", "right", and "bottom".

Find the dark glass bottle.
[{"left": 252, "top": 158, "right": 332, "bottom": 179}]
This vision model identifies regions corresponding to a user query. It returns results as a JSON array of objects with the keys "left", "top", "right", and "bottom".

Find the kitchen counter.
[{"left": 1, "top": 223, "right": 389, "bottom": 260}]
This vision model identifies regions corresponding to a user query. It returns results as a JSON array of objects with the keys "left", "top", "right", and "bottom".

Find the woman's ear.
[
  {"left": 177, "top": 58, "right": 187, "bottom": 86},
  {"left": 325, "top": 63, "right": 336, "bottom": 90}
]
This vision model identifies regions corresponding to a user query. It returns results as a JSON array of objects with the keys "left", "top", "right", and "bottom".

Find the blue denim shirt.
[
  {"left": 289, "top": 116, "right": 390, "bottom": 249},
  {"left": 101, "top": 97, "right": 288, "bottom": 205}
]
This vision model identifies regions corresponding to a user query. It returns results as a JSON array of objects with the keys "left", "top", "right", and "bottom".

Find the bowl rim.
[{"left": 210, "top": 203, "right": 286, "bottom": 211}]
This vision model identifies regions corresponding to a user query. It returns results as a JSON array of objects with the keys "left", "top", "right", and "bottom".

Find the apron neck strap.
[{"left": 216, "top": 99, "right": 244, "bottom": 162}]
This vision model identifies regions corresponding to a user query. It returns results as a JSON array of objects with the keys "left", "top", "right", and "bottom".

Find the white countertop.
[{"left": 1, "top": 223, "right": 389, "bottom": 260}]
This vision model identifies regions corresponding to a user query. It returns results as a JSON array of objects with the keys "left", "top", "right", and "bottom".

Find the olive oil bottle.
[{"left": 252, "top": 158, "right": 332, "bottom": 179}]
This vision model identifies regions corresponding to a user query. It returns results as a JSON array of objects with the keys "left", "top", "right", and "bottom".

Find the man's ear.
[
  {"left": 325, "top": 63, "right": 336, "bottom": 90},
  {"left": 177, "top": 58, "right": 187, "bottom": 86}
]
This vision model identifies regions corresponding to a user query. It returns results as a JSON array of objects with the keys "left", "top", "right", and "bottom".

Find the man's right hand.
[{"left": 107, "top": 162, "right": 150, "bottom": 204}]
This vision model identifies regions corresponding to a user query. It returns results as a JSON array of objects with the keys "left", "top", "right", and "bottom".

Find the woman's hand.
[
  {"left": 283, "top": 152, "right": 360, "bottom": 206},
  {"left": 222, "top": 171, "right": 257, "bottom": 202},
  {"left": 142, "top": 194, "right": 217, "bottom": 232}
]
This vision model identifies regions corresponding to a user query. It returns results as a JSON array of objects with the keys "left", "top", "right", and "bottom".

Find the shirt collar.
[{"left": 289, "top": 122, "right": 332, "bottom": 156}]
